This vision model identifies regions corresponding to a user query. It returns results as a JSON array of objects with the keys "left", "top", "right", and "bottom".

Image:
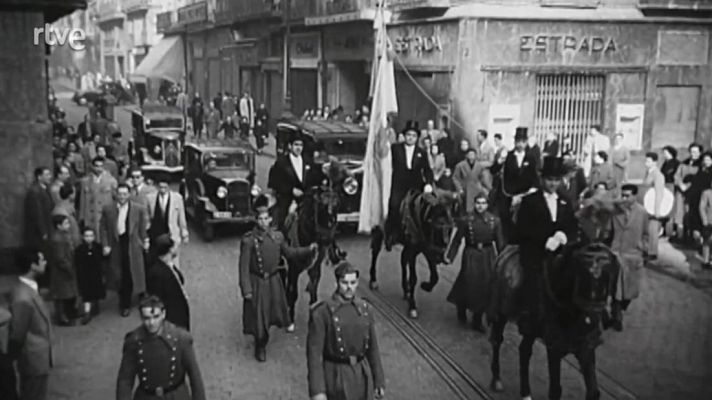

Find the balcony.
[
  {"left": 388, "top": 0, "right": 451, "bottom": 10},
  {"left": 177, "top": 1, "right": 209, "bottom": 25},
  {"left": 123, "top": 0, "right": 151, "bottom": 14},
  {"left": 638, "top": 0, "right": 712, "bottom": 9},
  {"left": 96, "top": 0, "right": 124, "bottom": 23},
  {"left": 157, "top": 11, "right": 174, "bottom": 33},
  {"left": 129, "top": 31, "right": 149, "bottom": 47},
  {"left": 215, "top": 0, "right": 281, "bottom": 24}
]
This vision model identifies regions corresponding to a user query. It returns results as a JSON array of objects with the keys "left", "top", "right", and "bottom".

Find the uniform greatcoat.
[
  {"left": 79, "top": 171, "right": 118, "bottom": 234},
  {"left": 117, "top": 322, "right": 205, "bottom": 400},
  {"left": 99, "top": 201, "right": 148, "bottom": 295},
  {"left": 453, "top": 160, "right": 492, "bottom": 213},
  {"left": 445, "top": 211, "right": 504, "bottom": 315},
  {"left": 307, "top": 293, "right": 385, "bottom": 400},
  {"left": 239, "top": 227, "right": 312, "bottom": 341},
  {"left": 610, "top": 202, "right": 649, "bottom": 301}
]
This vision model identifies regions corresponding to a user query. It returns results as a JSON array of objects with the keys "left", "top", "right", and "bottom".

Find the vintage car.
[
  {"left": 129, "top": 103, "right": 185, "bottom": 180},
  {"left": 180, "top": 138, "right": 260, "bottom": 241},
  {"left": 275, "top": 119, "right": 367, "bottom": 224}
]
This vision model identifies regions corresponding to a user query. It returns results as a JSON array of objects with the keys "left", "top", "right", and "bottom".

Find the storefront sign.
[
  {"left": 393, "top": 35, "right": 443, "bottom": 55},
  {"left": 323, "top": 24, "right": 373, "bottom": 61},
  {"left": 519, "top": 35, "right": 617, "bottom": 54},
  {"left": 178, "top": 1, "right": 208, "bottom": 25},
  {"left": 291, "top": 33, "right": 320, "bottom": 60}
]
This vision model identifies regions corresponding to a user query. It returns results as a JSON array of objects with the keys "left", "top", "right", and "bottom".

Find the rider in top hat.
[
  {"left": 495, "top": 127, "right": 540, "bottom": 241},
  {"left": 514, "top": 156, "right": 578, "bottom": 336}
]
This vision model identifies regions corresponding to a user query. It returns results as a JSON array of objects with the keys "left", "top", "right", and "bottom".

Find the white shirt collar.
[
  {"left": 19, "top": 276, "right": 38, "bottom": 292},
  {"left": 117, "top": 201, "right": 129, "bottom": 209}
]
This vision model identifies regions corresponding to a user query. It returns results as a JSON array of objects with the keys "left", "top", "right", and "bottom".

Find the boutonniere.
[
  {"left": 416, "top": 153, "right": 422, "bottom": 158},
  {"left": 523, "top": 161, "right": 529, "bottom": 166},
  {"left": 559, "top": 199, "right": 567, "bottom": 205},
  {"left": 305, "top": 165, "right": 311, "bottom": 170}
]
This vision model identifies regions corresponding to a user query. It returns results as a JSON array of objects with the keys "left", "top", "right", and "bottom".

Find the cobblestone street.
[{"left": 44, "top": 96, "right": 712, "bottom": 399}]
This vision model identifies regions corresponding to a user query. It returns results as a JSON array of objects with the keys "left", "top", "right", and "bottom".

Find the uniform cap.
[
  {"left": 334, "top": 261, "right": 360, "bottom": 280},
  {"left": 254, "top": 194, "right": 276, "bottom": 213}
]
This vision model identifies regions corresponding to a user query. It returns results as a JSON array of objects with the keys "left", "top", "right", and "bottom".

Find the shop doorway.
[
  {"left": 533, "top": 74, "right": 605, "bottom": 162},
  {"left": 290, "top": 68, "right": 318, "bottom": 117}
]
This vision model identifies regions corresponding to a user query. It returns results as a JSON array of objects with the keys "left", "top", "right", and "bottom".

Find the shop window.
[
  {"left": 533, "top": 74, "right": 605, "bottom": 162},
  {"left": 651, "top": 86, "right": 700, "bottom": 149},
  {"left": 657, "top": 30, "right": 709, "bottom": 65}
]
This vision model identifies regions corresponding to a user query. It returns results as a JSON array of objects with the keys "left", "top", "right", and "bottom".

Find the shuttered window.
[{"left": 533, "top": 74, "right": 605, "bottom": 162}]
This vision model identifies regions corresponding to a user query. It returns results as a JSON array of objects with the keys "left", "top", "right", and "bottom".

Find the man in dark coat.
[
  {"left": 493, "top": 127, "right": 539, "bottom": 242},
  {"left": 268, "top": 134, "right": 315, "bottom": 232},
  {"left": 116, "top": 296, "right": 205, "bottom": 400},
  {"left": 255, "top": 103, "right": 270, "bottom": 152},
  {"left": 239, "top": 195, "right": 316, "bottom": 361},
  {"left": 25, "top": 167, "right": 54, "bottom": 253},
  {"left": 385, "top": 128, "right": 433, "bottom": 249},
  {"left": 307, "top": 261, "right": 385, "bottom": 400},
  {"left": 146, "top": 235, "right": 190, "bottom": 331},
  {"left": 515, "top": 156, "right": 577, "bottom": 337}
]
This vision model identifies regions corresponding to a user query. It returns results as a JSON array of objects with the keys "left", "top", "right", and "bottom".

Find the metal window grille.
[{"left": 533, "top": 74, "right": 605, "bottom": 163}]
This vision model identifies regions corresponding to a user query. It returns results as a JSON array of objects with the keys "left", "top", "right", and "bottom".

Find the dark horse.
[
  {"left": 282, "top": 161, "right": 349, "bottom": 327},
  {"left": 369, "top": 189, "right": 458, "bottom": 318},
  {"left": 487, "top": 241, "right": 620, "bottom": 400}
]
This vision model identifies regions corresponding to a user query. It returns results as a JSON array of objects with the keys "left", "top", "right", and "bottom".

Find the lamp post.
[{"left": 282, "top": 0, "right": 292, "bottom": 117}]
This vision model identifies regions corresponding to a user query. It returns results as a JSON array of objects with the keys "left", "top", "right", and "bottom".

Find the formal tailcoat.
[
  {"left": 116, "top": 322, "right": 205, "bottom": 400},
  {"left": 24, "top": 182, "right": 53, "bottom": 250},
  {"left": 270, "top": 155, "right": 314, "bottom": 205},
  {"left": 307, "top": 293, "right": 385, "bottom": 400},
  {"left": 79, "top": 171, "right": 118, "bottom": 234},
  {"left": 239, "top": 227, "right": 312, "bottom": 339},
  {"left": 501, "top": 150, "right": 539, "bottom": 197},
  {"left": 48, "top": 231, "right": 78, "bottom": 300},
  {"left": 146, "top": 260, "right": 190, "bottom": 331},
  {"left": 3, "top": 276, "right": 53, "bottom": 377},
  {"left": 99, "top": 201, "right": 148, "bottom": 295},
  {"left": 389, "top": 143, "right": 433, "bottom": 212},
  {"left": 445, "top": 211, "right": 504, "bottom": 314},
  {"left": 611, "top": 202, "right": 649, "bottom": 301}
]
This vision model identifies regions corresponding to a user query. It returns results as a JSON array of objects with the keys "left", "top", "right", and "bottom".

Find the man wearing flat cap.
[
  {"left": 514, "top": 156, "right": 577, "bottom": 338},
  {"left": 239, "top": 194, "right": 317, "bottom": 361},
  {"left": 494, "top": 127, "right": 540, "bottom": 241},
  {"left": 307, "top": 261, "right": 385, "bottom": 400},
  {"left": 268, "top": 133, "right": 315, "bottom": 232}
]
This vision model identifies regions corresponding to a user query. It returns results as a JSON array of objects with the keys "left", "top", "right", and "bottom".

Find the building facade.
[
  {"left": 123, "top": 0, "right": 163, "bottom": 73},
  {"left": 96, "top": 0, "right": 127, "bottom": 79}
]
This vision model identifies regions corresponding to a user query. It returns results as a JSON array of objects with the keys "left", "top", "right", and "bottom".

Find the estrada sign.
[
  {"left": 519, "top": 35, "right": 617, "bottom": 54},
  {"left": 33, "top": 24, "right": 86, "bottom": 51}
]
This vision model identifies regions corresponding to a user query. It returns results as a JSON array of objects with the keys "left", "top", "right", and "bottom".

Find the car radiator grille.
[{"left": 227, "top": 181, "right": 251, "bottom": 215}]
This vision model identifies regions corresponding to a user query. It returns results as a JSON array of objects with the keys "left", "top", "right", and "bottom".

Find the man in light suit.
[
  {"left": 239, "top": 91, "right": 255, "bottom": 130},
  {"left": 6, "top": 249, "right": 53, "bottom": 400},
  {"left": 146, "top": 174, "right": 189, "bottom": 267}
]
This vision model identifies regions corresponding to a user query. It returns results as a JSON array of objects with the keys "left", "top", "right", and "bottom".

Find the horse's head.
[
  {"left": 567, "top": 243, "right": 620, "bottom": 314},
  {"left": 421, "top": 190, "right": 458, "bottom": 263}
]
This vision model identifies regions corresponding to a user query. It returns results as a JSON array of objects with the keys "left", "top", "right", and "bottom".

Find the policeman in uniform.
[
  {"left": 116, "top": 295, "right": 206, "bottom": 400},
  {"left": 443, "top": 192, "right": 504, "bottom": 332},
  {"left": 307, "top": 262, "right": 385, "bottom": 400}
]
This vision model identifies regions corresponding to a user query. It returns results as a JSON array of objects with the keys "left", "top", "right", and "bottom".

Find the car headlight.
[
  {"left": 343, "top": 177, "right": 358, "bottom": 195},
  {"left": 217, "top": 186, "right": 228, "bottom": 199},
  {"left": 153, "top": 145, "right": 162, "bottom": 154},
  {"left": 250, "top": 184, "right": 262, "bottom": 197}
]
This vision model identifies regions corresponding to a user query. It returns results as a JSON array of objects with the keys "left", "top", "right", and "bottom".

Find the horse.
[
  {"left": 486, "top": 199, "right": 620, "bottom": 399},
  {"left": 369, "top": 188, "right": 458, "bottom": 318},
  {"left": 282, "top": 160, "right": 349, "bottom": 328}
]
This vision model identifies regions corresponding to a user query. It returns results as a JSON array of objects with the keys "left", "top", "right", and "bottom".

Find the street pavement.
[{"left": 50, "top": 92, "right": 712, "bottom": 399}]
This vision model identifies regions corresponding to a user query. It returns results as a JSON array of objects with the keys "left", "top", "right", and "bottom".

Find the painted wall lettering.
[
  {"left": 520, "top": 35, "right": 617, "bottom": 53},
  {"left": 393, "top": 35, "right": 443, "bottom": 55}
]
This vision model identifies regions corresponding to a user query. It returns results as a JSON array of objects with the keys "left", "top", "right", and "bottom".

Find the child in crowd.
[
  {"left": 50, "top": 214, "right": 78, "bottom": 326},
  {"left": 74, "top": 227, "right": 106, "bottom": 324}
]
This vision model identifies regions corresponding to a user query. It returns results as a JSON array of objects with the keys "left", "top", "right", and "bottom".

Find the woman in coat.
[
  {"left": 443, "top": 193, "right": 504, "bottom": 332},
  {"left": 674, "top": 143, "right": 702, "bottom": 241},
  {"left": 50, "top": 215, "right": 79, "bottom": 325},
  {"left": 588, "top": 151, "right": 617, "bottom": 195},
  {"left": 428, "top": 143, "right": 447, "bottom": 183},
  {"left": 688, "top": 152, "right": 712, "bottom": 240}
]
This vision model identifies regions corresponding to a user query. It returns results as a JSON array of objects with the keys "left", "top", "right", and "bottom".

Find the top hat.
[
  {"left": 541, "top": 156, "right": 566, "bottom": 178},
  {"left": 514, "top": 127, "right": 528, "bottom": 142},
  {"left": 288, "top": 132, "right": 305, "bottom": 144},
  {"left": 153, "top": 234, "right": 175, "bottom": 257},
  {"left": 403, "top": 120, "right": 420, "bottom": 134}
]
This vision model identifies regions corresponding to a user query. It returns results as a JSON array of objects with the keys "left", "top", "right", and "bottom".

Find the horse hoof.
[
  {"left": 420, "top": 281, "right": 435, "bottom": 292},
  {"left": 286, "top": 324, "right": 295, "bottom": 333},
  {"left": 369, "top": 281, "right": 379, "bottom": 290},
  {"left": 408, "top": 309, "right": 418, "bottom": 319},
  {"left": 489, "top": 379, "right": 504, "bottom": 392}
]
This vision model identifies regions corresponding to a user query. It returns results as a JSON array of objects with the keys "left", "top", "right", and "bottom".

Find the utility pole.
[{"left": 282, "top": 0, "right": 292, "bottom": 116}]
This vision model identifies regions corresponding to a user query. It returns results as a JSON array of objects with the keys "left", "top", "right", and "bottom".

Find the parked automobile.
[
  {"left": 128, "top": 103, "right": 185, "bottom": 181},
  {"left": 275, "top": 119, "right": 366, "bottom": 224},
  {"left": 73, "top": 82, "right": 134, "bottom": 106},
  {"left": 180, "top": 138, "right": 260, "bottom": 241}
]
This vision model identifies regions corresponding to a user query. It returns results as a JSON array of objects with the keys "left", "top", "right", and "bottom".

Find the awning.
[{"left": 130, "top": 35, "right": 184, "bottom": 84}]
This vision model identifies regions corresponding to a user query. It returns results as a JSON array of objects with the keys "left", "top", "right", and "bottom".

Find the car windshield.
[
  {"left": 317, "top": 138, "right": 367, "bottom": 158},
  {"left": 147, "top": 118, "right": 183, "bottom": 129},
  {"left": 203, "top": 151, "right": 251, "bottom": 170}
]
